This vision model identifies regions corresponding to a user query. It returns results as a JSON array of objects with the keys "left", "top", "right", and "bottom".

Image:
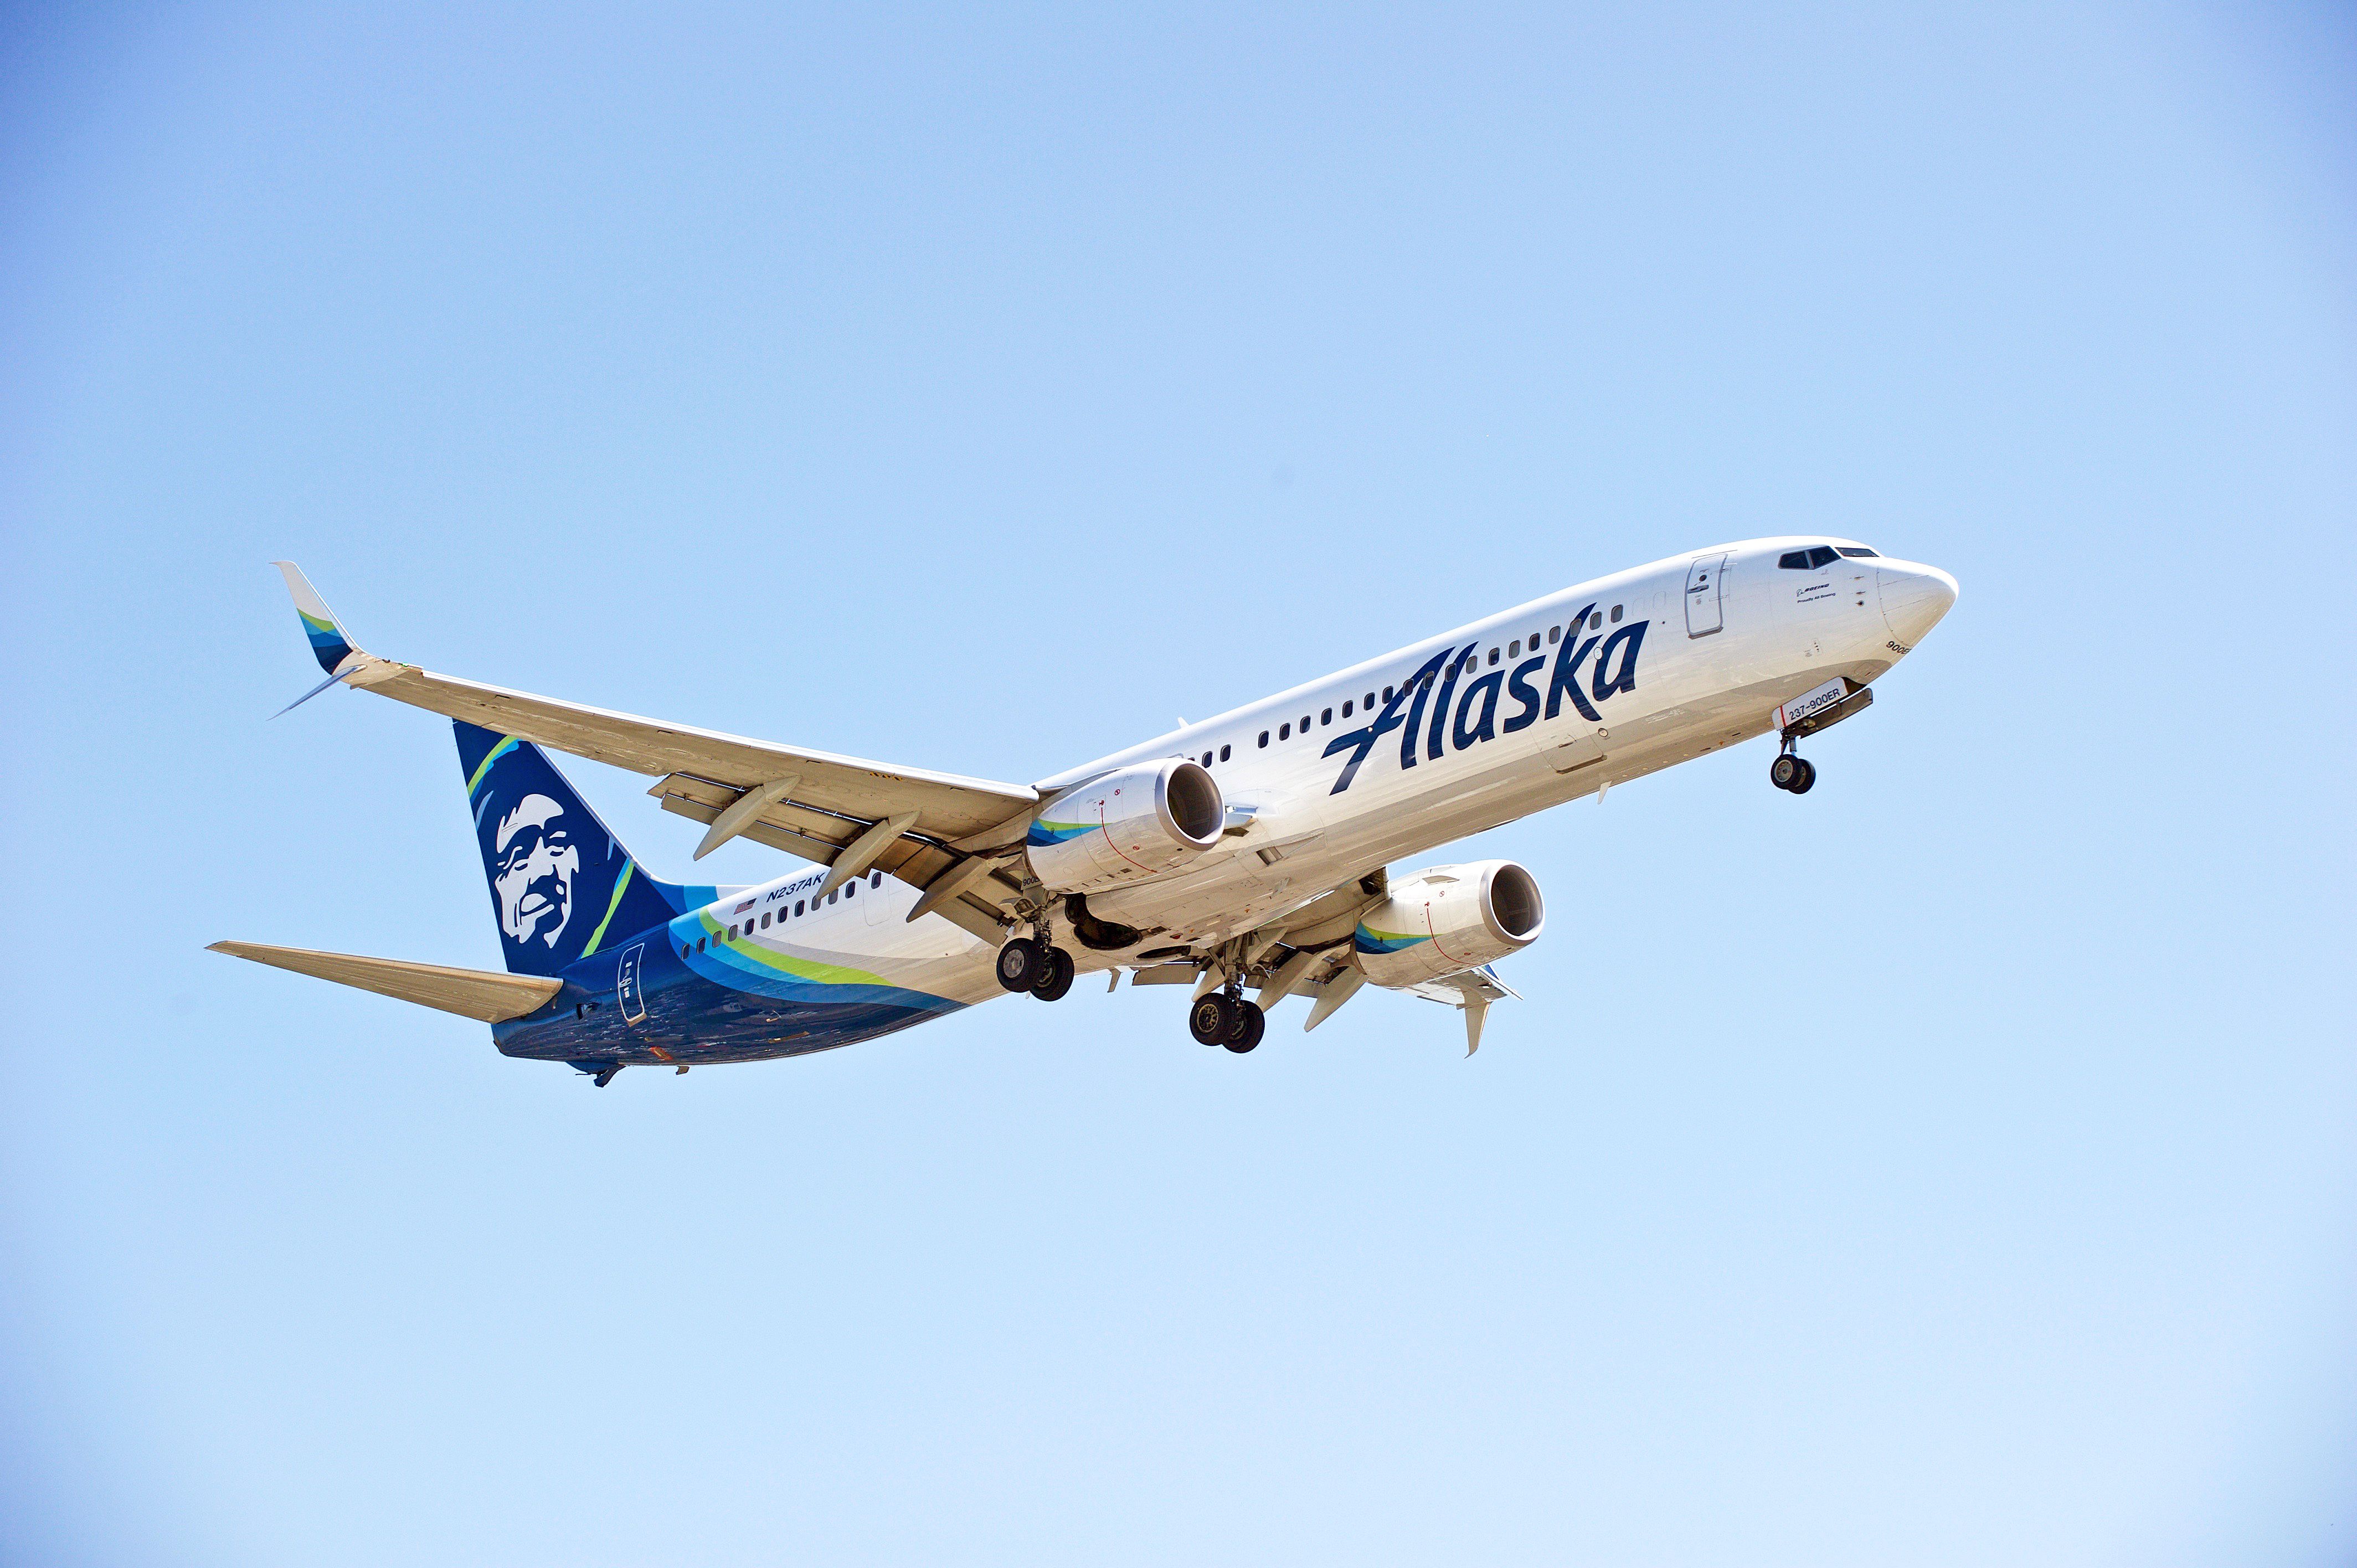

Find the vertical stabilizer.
[{"left": 456, "top": 723, "right": 698, "bottom": 977}]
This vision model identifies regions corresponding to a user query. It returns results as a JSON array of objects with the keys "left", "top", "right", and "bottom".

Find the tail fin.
[{"left": 456, "top": 722, "right": 701, "bottom": 976}]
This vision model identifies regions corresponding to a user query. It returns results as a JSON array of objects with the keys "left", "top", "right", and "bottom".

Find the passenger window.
[
  {"left": 1549, "top": 626, "right": 1561, "bottom": 644},
  {"left": 1258, "top": 730, "right": 1269, "bottom": 747},
  {"left": 1300, "top": 714, "right": 1310, "bottom": 731},
  {"left": 1610, "top": 605, "right": 1623, "bottom": 622},
  {"left": 1383, "top": 685, "right": 1394, "bottom": 702},
  {"left": 1320, "top": 708, "right": 1331, "bottom": 725},
  {"left": 1839, "top": 546, "right": 1877, "bottom": 558},
  {"left": 845, "top": 881, "right": 856, "bottom": 898},
  {"left": 1507, "top": 639, "right": 1519, "bottom": 657},
  {"left": 1201, "top": 751, "right": 1212, "bottom": 767},
  {"left": 697, "top": 937, "right": 707, "bottom": 953},
  {"left": 1528, "top": 630, "right": 1540, "bottom": 646},
  {"left": 828, "top": 890, "right": 837, "bottom": 905},
  {"left": 1219, "top": 744, "right": 1231, "bottom": 761},
  {"left": 1488, "top": 647, "right": 1500, "bottom": 666},
  {"left": 795, "top": 900, "right": 805, "bottom": 915},
  {"left": 680, "top": 945, "right": 691, "bottom": 960},
  {"left": 1364, "top": 691, "right": 1375, "bottom": 708},
  {"left": 1341, "top": 700, "right": 1353, "bottom": 718},
  {"left": 871, "top": 871, "right": 882, "bottom": 888},
  {"left": 760, "top": 912, "right": 771, "bottom": 929}
]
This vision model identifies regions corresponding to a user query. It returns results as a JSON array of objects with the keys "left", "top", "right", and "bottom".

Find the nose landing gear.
[{"left": 1769, "top": 750, "right": 1818, "bottom": 794}]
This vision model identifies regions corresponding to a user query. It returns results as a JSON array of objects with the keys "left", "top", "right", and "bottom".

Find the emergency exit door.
[{"left": 1685, "top": 554, "right": 1727, "bottom": 638}]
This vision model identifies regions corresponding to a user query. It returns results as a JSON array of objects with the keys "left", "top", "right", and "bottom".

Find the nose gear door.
[{"left": 1685, "top": 554, "right": 1727, "bottom": 638}]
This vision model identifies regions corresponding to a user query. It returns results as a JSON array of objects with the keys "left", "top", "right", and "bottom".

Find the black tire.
[
  {"left": 1224, "top": 1000, "right": 1265, "bottom": 1053},
  {"left": 995, "top": 938, "right": 1043, "bottom": 993},
  {"left": 1790, "top": 758, "right": 1818, "bottom": 795},
  {"left": 1188, "top": 992, "right": 1234, "bottom": 1046},
  {"left": 1031, "top": 946, "right": 1075, "bottom": 1001},
  {"left": 1770, "top": 754, "right": 1802, "bottom": 791}
]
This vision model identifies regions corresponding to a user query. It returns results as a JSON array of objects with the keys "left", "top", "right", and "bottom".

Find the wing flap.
[
  {"left": 647, "top": 775, "right": 1022, "bottom": 932},
  {"left": 208, "top": 941, "right": 564, "bottom": 1023}
]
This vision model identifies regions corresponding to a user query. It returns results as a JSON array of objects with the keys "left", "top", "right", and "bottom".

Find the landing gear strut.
[{"left": 1770, "top": 747, "right": 1817, "bottom": 795}]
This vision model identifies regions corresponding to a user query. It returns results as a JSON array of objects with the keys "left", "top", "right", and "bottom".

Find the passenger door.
[{"left": 1685, "top": 554, "right": 1727, "bottom": 638}]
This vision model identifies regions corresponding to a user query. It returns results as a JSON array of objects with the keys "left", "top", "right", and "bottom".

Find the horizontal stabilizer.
[{"left": 207, "top": 941, "right": 563, "bottom": 1022}]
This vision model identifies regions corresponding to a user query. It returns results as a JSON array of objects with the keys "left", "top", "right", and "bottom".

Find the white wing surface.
[{"left": 273, "top": 563, "right": 1039, "bottom": 849}]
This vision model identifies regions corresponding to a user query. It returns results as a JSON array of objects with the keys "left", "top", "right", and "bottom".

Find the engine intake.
[
  {"left": 1353, "top": 859, "right": 1545, "bottom": 988},
  {"left": 1026, "top": 759, "right": 1226, "bottom": 893}
]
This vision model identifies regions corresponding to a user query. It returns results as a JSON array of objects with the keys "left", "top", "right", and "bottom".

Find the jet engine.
[
  {"left": 1352, "top": 859, "right": 1545, "bottom": 988},
  {"left": 1025, "top": 759, "right": 1226, "bottom": 893}
]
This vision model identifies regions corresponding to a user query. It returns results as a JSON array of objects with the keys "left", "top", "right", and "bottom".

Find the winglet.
[
  {"left": 273, "top": 560, "right": 364, "bottom": 676},
  {"left": 270, "top": 561, "right": 379, "bottom": 718}
]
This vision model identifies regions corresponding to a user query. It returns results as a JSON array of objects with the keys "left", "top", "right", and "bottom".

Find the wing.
[{"left": 271, "top": 564, "right": 1038, "bottom": 924}]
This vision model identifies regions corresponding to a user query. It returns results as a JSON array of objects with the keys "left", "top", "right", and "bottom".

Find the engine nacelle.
[
  {"left": 1352, "top": 859, "right": 1545, "bottom": 988},
  {"left": 1025, "top": 759, "right": 1226, "bottom": 893}
]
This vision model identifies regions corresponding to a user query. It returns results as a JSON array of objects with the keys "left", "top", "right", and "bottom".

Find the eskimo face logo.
[{"left": 493, "top": 792, "right": 580, "bottom": 949}]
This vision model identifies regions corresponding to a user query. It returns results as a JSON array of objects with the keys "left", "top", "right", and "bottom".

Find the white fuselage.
[{"left": 670, "top": 537, "right": 1956, "bottom": 1011}]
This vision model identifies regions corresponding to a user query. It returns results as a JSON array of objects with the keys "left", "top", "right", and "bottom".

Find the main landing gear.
[
  {"left": 1188, "top": 990, "right": 1265, "bottom": 1053},
  {"left": 996, "top": 936, "right": 1076, "bottom": 1001},
  {"left": 1769, "top": 748, "right": 1818, "bottom": 795}
]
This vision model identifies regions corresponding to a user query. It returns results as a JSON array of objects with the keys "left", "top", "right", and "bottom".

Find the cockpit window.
[
  {"left": 1779, "top": 546, "right": 1843, "bottom": 569},
  {"left": 1838, "top": 546, "right": 1877, "bottom": 558}
]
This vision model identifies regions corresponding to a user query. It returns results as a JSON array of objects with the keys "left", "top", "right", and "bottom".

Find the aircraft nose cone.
[{"left": 1877, "top": 564, "right": 1959, "bottom": 648}]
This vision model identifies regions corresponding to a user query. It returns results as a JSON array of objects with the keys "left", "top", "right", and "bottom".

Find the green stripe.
[
  {"left": 579, "top": 861, "right": 635, "bottom": 957},
  {"left": 695, "top": 913, "right": 895, "bottom": 988},
  {"left": 464, "top": 736, "right": 519, "bottom": 798}
]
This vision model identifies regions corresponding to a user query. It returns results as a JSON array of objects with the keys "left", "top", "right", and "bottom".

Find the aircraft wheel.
[
  {"left": 1790, "top": 759, "right": 1818, "bottom": 795},
  {"left": 996, "top": 937, "right": 1044, "bottom": 993},
  {"left": 1224, "top": 1000, "right": 1265, "bottom": 1053},
  {"left": 1031, "top": 946, "right": 1075, "bottom": 1001},
  {"left": 1770, "top": 754, "right": 1802, "bottom": 791},
  {"left": 1189, "top": 992, "right": 1236, "bottom": 1046}
]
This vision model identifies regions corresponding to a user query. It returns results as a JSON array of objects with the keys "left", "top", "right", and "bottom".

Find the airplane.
[{"left": 213, "top": 539, "right": 1958, "bottom": 1082}]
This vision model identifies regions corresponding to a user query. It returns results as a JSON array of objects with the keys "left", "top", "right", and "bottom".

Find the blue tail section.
[{"left": 455, "top": 723, "right": 712, "bottom": 977}]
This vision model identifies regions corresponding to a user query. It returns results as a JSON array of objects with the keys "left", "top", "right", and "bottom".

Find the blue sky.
[{"left": 2, "top": 4, "right": 2351, "bottom": 1563}]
